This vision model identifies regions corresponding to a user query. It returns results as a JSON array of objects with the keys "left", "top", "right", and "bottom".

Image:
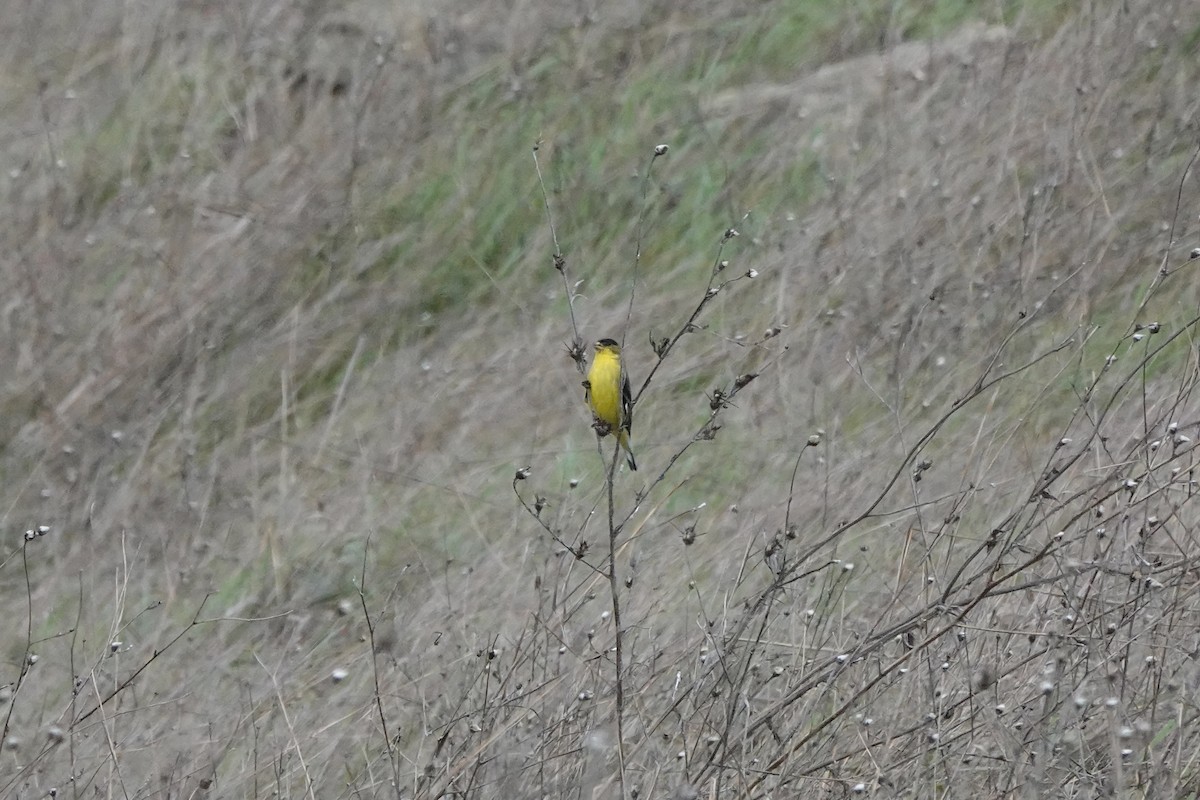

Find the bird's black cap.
[{"left": 596, "top": 338, "right": 620, "bottom": 347}]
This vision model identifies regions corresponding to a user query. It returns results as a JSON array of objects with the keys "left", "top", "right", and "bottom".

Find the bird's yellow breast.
[{"left": 587, "top": 349, "right": 624, "bottom": 429}]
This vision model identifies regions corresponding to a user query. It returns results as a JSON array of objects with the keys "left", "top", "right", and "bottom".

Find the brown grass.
[{"left": 3, "top": 0, "right": 1200, "bottom": 797}]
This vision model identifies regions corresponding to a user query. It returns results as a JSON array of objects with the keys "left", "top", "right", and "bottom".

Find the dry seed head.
[
  {"left": 566, "top": 337, "right": 585, "bottom": 365},
  {"left": 654, "top": 144, "right": 669, "bottom": 156},
  {"left": 514, "top": 466, "right": 531, "bottom": 481},
  {"left": 1191, "top": 247, "right": 1200, "bottom": 259}
]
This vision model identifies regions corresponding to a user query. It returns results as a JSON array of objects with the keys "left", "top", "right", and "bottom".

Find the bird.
[{"left": 584, "top": 337, "right": 637, "bottom": 471}]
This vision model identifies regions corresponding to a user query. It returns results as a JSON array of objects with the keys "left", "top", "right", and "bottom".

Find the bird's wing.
[{"left": 621, "top": 371, "right": 633, "bottom": 434}]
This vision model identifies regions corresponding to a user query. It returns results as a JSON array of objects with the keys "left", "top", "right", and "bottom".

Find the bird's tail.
[{"left": 618, "top": 431, "right": 638, "bottom": 471}]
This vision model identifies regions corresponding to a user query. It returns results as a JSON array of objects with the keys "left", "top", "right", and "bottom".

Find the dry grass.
[{"left": 3, "top": 0, "right": 1200, "bottom": 797}]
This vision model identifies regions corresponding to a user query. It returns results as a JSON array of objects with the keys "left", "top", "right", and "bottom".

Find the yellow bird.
[{"left": 584, "top": 338, "right": 638, "bottom": 471}]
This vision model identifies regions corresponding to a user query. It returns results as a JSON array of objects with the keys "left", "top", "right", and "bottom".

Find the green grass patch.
[
  {"left": 353, "top": 11, "right": 844, "bottom": 333},
  {"left": 65, "top": 48, "right": 243, "bottom": 218}
]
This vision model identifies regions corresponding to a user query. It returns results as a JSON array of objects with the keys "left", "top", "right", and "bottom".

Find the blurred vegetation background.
[{"left": 4, "top": 0, "right": 1200, "bottom": 797}]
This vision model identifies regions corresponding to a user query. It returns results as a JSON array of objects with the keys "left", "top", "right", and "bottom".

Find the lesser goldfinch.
[{"left": 584, "top": 338, "right": 638, "bottom": 471}]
